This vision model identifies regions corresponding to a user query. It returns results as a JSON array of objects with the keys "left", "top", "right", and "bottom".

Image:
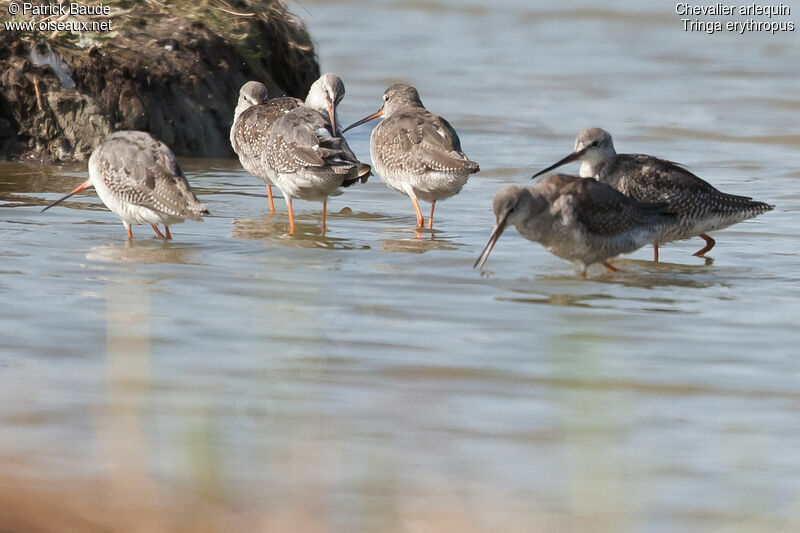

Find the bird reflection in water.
[
  {"left": 231, "top": 206, "right": 388, "bottom": 250},
  {"left": 231, "top": 213, "right": 366, "bottom": 250},
  {"left": 380, "top": 228, "right": 463, "bottom": 254},
  {"left": 85, "top": 241, "right": 200, "bottom": 265}
]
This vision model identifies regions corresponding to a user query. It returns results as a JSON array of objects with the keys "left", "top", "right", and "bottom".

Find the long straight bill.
[
  {"left": 342, "top": 108, "right": 384, "bottom": 133},
  {"left": 327, "top": 101, "right": 338, "bottom": 136},
  {"left": 531, "top": 148, "right": 585, "bottom": 179},
  {"left": 41, "top": 178, "right": 92, "bottom": 212},
  {"left": 474, "top": 216, "right": 509, "bottom": 270}
]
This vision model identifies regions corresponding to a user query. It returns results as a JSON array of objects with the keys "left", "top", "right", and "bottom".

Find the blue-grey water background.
[{"left": 2, "top": 0, "right": 800, "bottom": 530}]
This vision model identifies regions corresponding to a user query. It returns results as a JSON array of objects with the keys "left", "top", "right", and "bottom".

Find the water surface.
[{"left": 2, "top": 1, "right": 799, "bottom": 531}]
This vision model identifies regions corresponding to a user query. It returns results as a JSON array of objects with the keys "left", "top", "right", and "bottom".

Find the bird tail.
[
  {"left": 341, "top": 163, "right": 371, "bottom": 188},
  {"left": 715, "top": 192, "right": 774, "bottom": 216},
  {"left": 184, "top": 201, "right": 210, "bottom": 221}
]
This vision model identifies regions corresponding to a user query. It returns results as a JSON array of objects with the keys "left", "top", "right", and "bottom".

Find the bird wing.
[
  {"left": 266, "top": 108, "right": 360, "bottom": 175},
  {"left": 232, "top": 98, "right": 303, "bottom": 158},
  {"left": 609, "top": 154, "right": 770, "bottom": 215},
  {"left": 557, "top": 175, "right": 670, "bottom": 237},
  {"left": 373, "top": 109, "right": 479, "bottom": 174},
  {"left": 96, "top": 132, "right": 207, "bottom": 220},
  {"left": 612, "top": 154, "right": 744, "bottom": 200}
]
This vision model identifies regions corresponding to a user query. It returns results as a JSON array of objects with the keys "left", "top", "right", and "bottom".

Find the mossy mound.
[{"left": 0, "top": 0, "right": 320, "bottom": 162}]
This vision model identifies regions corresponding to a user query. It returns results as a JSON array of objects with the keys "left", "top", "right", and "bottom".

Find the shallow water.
[{"left": 2, "top": 0, "right": 800, "bottom": 530}]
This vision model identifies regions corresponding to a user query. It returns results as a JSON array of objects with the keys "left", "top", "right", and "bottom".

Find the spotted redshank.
[
  {"left": 231, "top": 81, "right": 302, "bottom": 212},
  {"left": 343, "top": 83, "right": 479, "bottom": 229},
  {"left": 264, "top": 73, "right": 370, "bottom": 235},
  {"left": 532, "top": 128, "right": 774, "bottom": 261},
  {"left": 475, "top": 174, "right": 675, "bottom": 278},
  {"left": 42, "top": 131, "right": 209, "bottom": 240}
]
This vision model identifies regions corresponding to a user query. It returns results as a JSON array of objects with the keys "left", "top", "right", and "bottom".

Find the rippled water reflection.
[{"left": 1, "top": 0, "right": 799, "bottom": 530}]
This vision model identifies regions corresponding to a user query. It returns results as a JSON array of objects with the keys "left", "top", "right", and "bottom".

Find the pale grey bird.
[
  {"left": 343, "top": 83, "right": 479, "bottom": 229},
  {"left": 42, "top": 131, "right": 208, "bottom": 240},
  {"left": 533, "top": 128, "right": 774, "bottom": 261},
  {"left": 264, "top": 73, "right": 370, "bottom": 234},
  {"left": 475, "top": 174, "right": 675, "bottom": 278},
  {"left": 230, "top": 81, "right": 302, "bottom": 212}
]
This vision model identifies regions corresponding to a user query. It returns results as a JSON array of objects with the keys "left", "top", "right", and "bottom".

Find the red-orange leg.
[
  {"left": 428, "top": 201, "right": 436, "bottom": 230},
  {"left": 126, "top": 225, "right": 133, "bottom": 240},
  {"left": 602, "top": 262, "right": 620, "bottom": 272},
  {"left": 164, "top": 226, "right": 172, "bottom": 240},
  {"left": 410, "top": 196, "right": 424, "bottom": 228},
  {"left": 653, "top": 244, "right": 659, "bottom": 263},
  {"left": 267, "top": 185, "right": 275, "bottom": 213},
  {"left": 693, "top": 234, "right": 715, "bottom": 257},
  {"left": 287, "top": 197, "right": 295, "bottom": 234},
  {"left": 151, "top": 224, "right": 165, "bottom": 238},
  {"left": 321, "top": 199, "right": 327, "bottom": 236}
]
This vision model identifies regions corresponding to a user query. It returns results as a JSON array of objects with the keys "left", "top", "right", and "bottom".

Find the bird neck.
[
  {"left": 579, "top": 160, "right": 599, "bottom": 179},
  {"left": 579, "top": 152, "right": 614, "bottom": 180},
  {"left": 233, "top": 100, "right": 252, "bottom": 125}
]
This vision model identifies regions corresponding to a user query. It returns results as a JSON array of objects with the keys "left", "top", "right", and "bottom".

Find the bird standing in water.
[
  {"left": 231, "top": 81, "right": 302, "bottom": 212},
  {"left": 344, "top": 83, "right": 479, "bottom": 229},
  {"left": 42, "top": 131, "right": 209, "bottom": 240},
  {"left": 533, "top": 128, "right": 773, "bottom": 261},
  {"left": 265, "top": 73, "right": 370, "bottom": 235},
  {"left": 475, "top": 175, "right": 675, "bottom": 278}
]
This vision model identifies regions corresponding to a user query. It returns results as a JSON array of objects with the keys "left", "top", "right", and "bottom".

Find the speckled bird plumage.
[
  {"left": 476, "top": 174, "right": 675, "bottom": 275},
  {"left": 42, "top": 130, "right": 212, "bottom": 239},
  {"left": 343, "top": 83, "right": 478, "bottom": 228},
  {"left": 231, "top": 81, "right": 302, "bottom": 190},
  {"left": 89, "top": 131, "right": 208, "bottom": 226},
  {"left": 369, "top": 83, "right": 479, "bottom": 204},
  {"left": 263, "top": 73, "right": 369, "bottom": 233},
  {"left": 266, "top": 107, "right": 369, "bottom": 201},
  {"left": 534, "top": 128, "right": 773, "bottom": 257}
]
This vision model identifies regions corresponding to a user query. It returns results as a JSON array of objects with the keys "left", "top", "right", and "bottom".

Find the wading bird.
[
  {"left": 532, "top": 128, "right": 773, "bottom": 261},
  {"left": 42, "top": 131, "right": 209, "bottom": 240},
  {"left": 475, "top": 175, "right": 675, "bottom": 278},
  {"left": 264, "top": 73, "right": 370, "bottom": 235},
  {"left": 231, "top": 81, "right": 302, "bottom": 212},
  {"left": 344, "top": 83, "right": 478, "bottom": 229}
]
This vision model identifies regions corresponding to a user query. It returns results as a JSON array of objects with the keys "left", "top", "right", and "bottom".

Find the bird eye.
[
  {"left": 383, "top": 94, "right": 390, "bottom": 102},
  {"left": 591, "top": 141, "right": 599, "bottom": 147}
]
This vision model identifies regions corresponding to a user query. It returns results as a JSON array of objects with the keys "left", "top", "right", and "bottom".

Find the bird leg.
[
  {"left": 410, "top": 196, "right": 424, "bottom": 228},
  {"left": 287, "top": 197, "right": 296, "bottom": 234},
  {"left": 580, "top": 270, "right": 587, "bottom": 279},
  {"left": 693, "top": 234, "right": 715, "bottom": 257},
  {"left": 428, "top": 201, "right": 436, "bottom": 230},
  {"left": 164, "top": 226, "right": 172, "bottom": 240},
  {"left": 267, "top": 185, "right": 275, "bottom": 213},
  {"left": 653, "top": 244, "right": 659, "bottom": 263},
  {"left": 321, "top": 199, "right": 327, "bottom": 236},
  {"left": 151, "top": 224, "right": 166, "bottom": 238},
  {"left": 602, "top": 262, "right": 620, "bottom": 272},
  {"left": 124, "top": 222, "right": 133, "bottom": 240}
]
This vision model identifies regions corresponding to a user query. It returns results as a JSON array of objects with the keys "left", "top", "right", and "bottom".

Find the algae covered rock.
[{"left": 0, "top": 0, "right": 320, "bottom": 162}]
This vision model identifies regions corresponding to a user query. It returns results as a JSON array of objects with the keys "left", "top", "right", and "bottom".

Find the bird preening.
[
  {"left": 41, "top": 75, "right": 773, "bottom": 279},
  {"left": 42, "top": 131, "right": 209, "bottom": 240}
]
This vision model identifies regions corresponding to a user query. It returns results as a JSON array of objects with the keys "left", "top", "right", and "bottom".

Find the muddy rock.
[{"left": 0, "top": 1, "right": 320, "bottom": 162}]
